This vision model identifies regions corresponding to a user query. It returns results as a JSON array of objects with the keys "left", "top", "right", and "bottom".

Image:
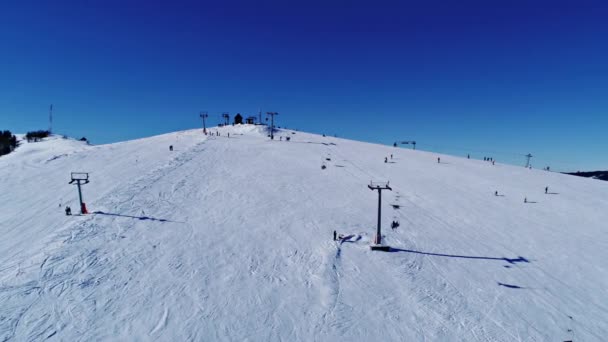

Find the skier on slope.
[
  {"left": 545, "top": 186, "right": 549, "bottom": 194},
  {"left": 65, "top": 206, "right": 72, "bottom": 216},
  {"left": 385, "top": 157, "right": 388, "bottom": 163}
]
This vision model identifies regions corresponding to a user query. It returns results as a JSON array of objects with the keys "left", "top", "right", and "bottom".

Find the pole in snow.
[
  {"left": 368, "top": 181, "right": 392, "bottom": 251},
  {"left": 200, "top": 111, "right": 208, "bottom": 134},
  {"left": 69, "top": 172, "right": 90, "bottom": 214}
]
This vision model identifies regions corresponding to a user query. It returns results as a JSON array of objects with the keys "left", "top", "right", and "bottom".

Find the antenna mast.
[{"left": 49, "top": 104, "right": 53, "bottom": 133}]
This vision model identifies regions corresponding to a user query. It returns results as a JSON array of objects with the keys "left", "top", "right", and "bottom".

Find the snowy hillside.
[{"left": 1, "top": 125, "right": 607, "bottom": 341}]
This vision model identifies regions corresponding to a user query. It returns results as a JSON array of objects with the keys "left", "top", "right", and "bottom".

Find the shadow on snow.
[
  {"left": 497, "top": 282, "right": 524, "bottom": 289},
  {"left": 388, "top": 247, "right": 529, "bottom": 264},
  {"left": 92, "top": 211, "right": 182, "bottom": 223}
]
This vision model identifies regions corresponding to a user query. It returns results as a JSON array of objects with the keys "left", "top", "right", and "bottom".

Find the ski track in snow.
[{"left": 1, "top": 138, "right": 211, "bottom": 341}]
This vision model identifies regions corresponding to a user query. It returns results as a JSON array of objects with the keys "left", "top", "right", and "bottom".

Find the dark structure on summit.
[{"left": 234, "top": 113, "right": 243, "bottom": 125}]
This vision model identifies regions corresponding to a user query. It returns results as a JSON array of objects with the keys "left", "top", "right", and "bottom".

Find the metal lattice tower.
[
  {"left": 222, "top": 113, "right": 230, "bottom": 125},
  {"left": 48, "top": 104, "right": 53, "bottom": 133}
]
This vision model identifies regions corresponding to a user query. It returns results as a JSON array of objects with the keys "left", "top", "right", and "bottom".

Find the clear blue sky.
[{"left": 1, "top": 0, "right": 607, "bottom": 171}]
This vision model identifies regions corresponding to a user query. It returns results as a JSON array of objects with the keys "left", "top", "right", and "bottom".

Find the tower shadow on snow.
[
  {"left": 389, "top": 248, "right": 529, "bottom": 264},
  {"left": 497, "top": 282, "right": 524, "bottom": 289},
  {"left": 93, "top": 211, "right": 182, "bottom": 223}
]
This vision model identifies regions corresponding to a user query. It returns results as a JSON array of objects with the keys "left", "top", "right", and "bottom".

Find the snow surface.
[{"left": 1, "top": 126, "right": 607, "bottom": 341}]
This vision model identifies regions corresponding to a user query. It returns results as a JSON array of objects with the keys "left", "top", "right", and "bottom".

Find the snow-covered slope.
[{"left": 1, "top": 126, "right": 607, "bottom": 341}]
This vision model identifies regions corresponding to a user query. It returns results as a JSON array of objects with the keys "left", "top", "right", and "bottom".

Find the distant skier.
[
  {"left": 65, "top": 206, "right": 72, "bottom": 216},
  {"left": 495, "top": 191, "right": 498, "bottom": 196},
  {"left": 467, "top": 154, "right": 470, "bottom": 159},
  {"left": 524, "top": 197, "right": 527, "bottom": 203},
  {"left": 227, "top": 133, "right": 230, "bottom": 138},
  {"left": 385, "top": 157, "right": 388, "bottom": 163},
  {"left": 484, "top": 157, "right": 487, "bottom": 161},
  {"left": 492, "top": 160, "right": 495, "bottom": 165},
  {"left": 333, "top": 230, "right": 337, "bottom": 241},
  {"left": 545, "top": 186, "right": 548, "bottom": 194},
  {"left": 437, "top": 157, "right": 440, "bottom": 163},
  {"left": 169, "top": 145, "right": 173, "bottom": 151},
  {"left": 280, "top": 136, "right": 282, "bottom": 141},
  {"left": 390, "top": 154, "right": 393, "bottom": 159}
]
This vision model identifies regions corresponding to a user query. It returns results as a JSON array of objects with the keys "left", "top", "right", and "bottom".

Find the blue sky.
[{"left": 1, "top": 0, "right": 607, "bottom": 171}]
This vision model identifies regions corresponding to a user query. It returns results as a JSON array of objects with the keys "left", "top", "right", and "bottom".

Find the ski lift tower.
[
  {"left": 399, "top": 140, "right": 416, "bottom": 150},
  {"left": 69, "top": 172, "right": 90, "bottom": 214},
  {"left": 368, "top": 181, "right": 392, "bottom": 251},
  {"left": 266, "top": 112, "right": 278, "bottom": 140},
  {"left": 199, "top": 111, "right": 208, "bottom": 134},
  {"left": 525, "top": 153, "right": 533, "bottom": 168}
]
